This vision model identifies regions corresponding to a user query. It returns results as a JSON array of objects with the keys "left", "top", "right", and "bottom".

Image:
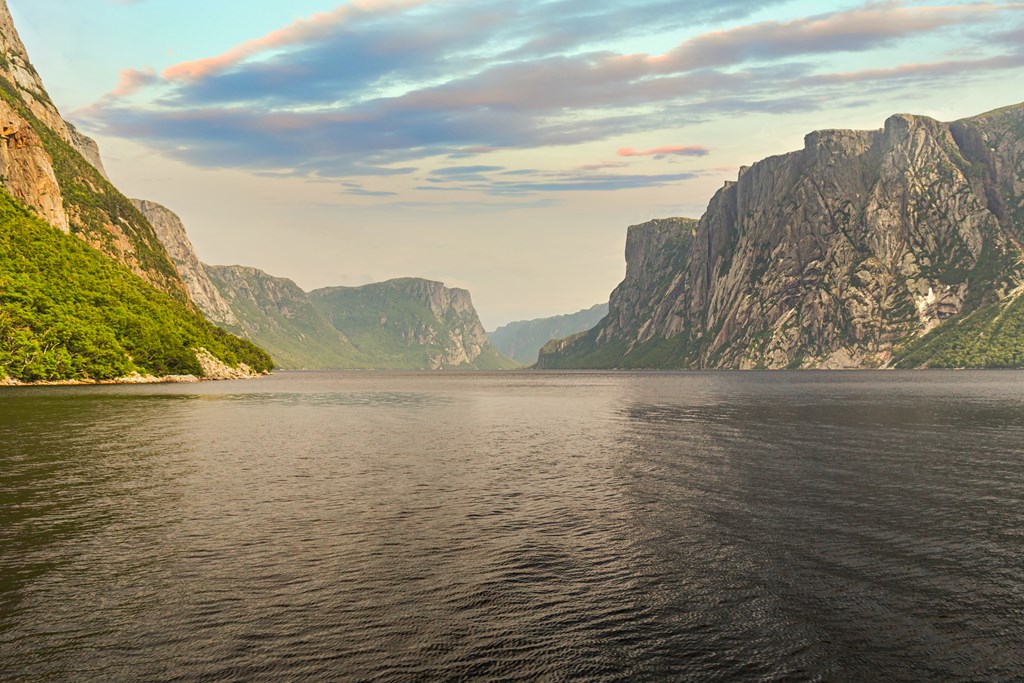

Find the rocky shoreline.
[
  {"left": 0, "top": 371, "right": 270, "bottom": 387},
  {"left": 1, "top": 349, "right": 270, "bottom": 387}
]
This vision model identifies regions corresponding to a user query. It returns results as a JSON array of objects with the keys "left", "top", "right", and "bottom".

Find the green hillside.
[
  {"left": 892, "top": 291, "right": 1024, "bottom": 368},
  {"left": 0, "top": 190, "right": 272, "bottom": 382},
  {"left": 0, "top": 75, "right": 188, "bottom": 299},
  {"left": 204, "top": 265, "right": 366, "bottom": 370}
]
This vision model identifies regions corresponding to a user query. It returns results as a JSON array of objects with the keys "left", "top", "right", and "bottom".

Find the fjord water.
[{"left": 2, "top": 372, "right": 1023, "bottom": 681}]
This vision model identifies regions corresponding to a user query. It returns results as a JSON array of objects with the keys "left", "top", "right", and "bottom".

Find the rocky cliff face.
[
  {"left": 66, "top": 121, "right": 109, "bottom": 180},
  {"left": 0, "top": 96, "right": 66, "bottom": 231},
  {"left": 206, "top": 267, "right": 516, "bottom": 370},
  {"left": 133, "top": 199, "right": 237, "bottom": 325},
  {"left": 540, "top": 104, "right": 1024, "bottom": 369},
  {"left": 311, "top": 278, "right": 517, "bottom": 370},
  {"left": 0, "top": 0, "right": 186, "bottom": 299},
  {"left": 205, "top": 264, "right": 361, "bottom": 370},
  {"left": 0, "top": 1, "right": 273, "bottom": 383},
  {"left": 0, "top": 1, "right": 72, "bottom": 143}
]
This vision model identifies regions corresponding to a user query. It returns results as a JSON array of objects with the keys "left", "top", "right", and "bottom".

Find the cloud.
[
  {"left": 162, "top": 0, "right": 429, "bottom": 83},
  {"left": 617, "top": 145, "right": 710, "bottom": 157},
  {"left": 76, "top": 0, "right": 1024, "bottom": 184},
  {"left": 430, "top": 165, "right": 506, "bottom": 176},
  {"left": 111, "top": 67, "right": 158, "bottom": 97},
  {"left": 417, "top": 166, "right": 709, "bottom": 195},
  {"left": 795, "top": 53, "right": 1024, "bottom": 87},
  {"left": 638, "top": 2, "right": 1014, "bottom": 74},
  {"left": 339, "top": 183, "right": 399, "bottom": 197}
]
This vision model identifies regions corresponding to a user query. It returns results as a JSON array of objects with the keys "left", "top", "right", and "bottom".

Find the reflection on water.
[{"left": 1, "top": 371, "right": 1023, "bottom": 681}]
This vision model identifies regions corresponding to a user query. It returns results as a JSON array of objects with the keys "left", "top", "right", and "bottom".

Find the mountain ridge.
[
  {"left": 539, "top": 104, "right": 1024, "bottom": 369},
  {"left": 0, "top": 0, "right": 273, "bottom": 382},
  {"left": 206, "top": 266, "right": 518, "bottom": 370}
]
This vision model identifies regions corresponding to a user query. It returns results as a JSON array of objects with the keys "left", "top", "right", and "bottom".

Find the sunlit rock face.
[
  {"left": 0, "top": 0, "right": 189, "bottom": 299},
  {"left": 539, "top": 104, "right": 1024, "bottom": 369},
  {"left": 133, "top": 199, "right": 238, "bottom": 326}
]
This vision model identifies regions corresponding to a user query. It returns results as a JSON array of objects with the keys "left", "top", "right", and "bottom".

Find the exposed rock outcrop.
[
  {"left": 194, "top": 347, "right": 262, "bottom": 380},
  {"left": 0, "top": 99, "right": 66, "bottom": 231},
  {"left": 311, "top": 278, "right": 515, "bottom": 370},
  {"left": 66, "top": 121, "right": 109, "bottom": 180},
  {"left": 540, "top": 104, "right": 1024, "bottom": 369},
  {"left": 0, "top": 0, "right": 187, "bottom": 300},
  {"left": 133, "top": 199, "right": 237, "bottom": 325}
]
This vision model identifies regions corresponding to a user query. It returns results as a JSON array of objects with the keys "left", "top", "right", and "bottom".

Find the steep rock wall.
[{"left": 540, "top": 105, "right": 1024, "bottom": 369}]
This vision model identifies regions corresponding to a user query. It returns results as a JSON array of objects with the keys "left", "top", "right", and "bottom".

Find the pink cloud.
[
  {"left": 797, "top": 53, "right": 1024, "bottom": 86},
  {"left": 112, "top": 67, "right": 158, "bottom": 97},
  {"left": 631, "top": 3, "right": 1020, "bottom": 74},
  {"left": 617, "top": 145, "right": 710, "bottom": 158},
  {"left": 577, "top": 161, "right": 630, "bottom": 171},
  {"left": 162, "top": 0, "right": 428, "bottom": 83}
]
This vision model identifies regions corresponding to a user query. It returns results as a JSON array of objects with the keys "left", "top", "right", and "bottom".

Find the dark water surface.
[{"left": 2, "top": 371, "right": 1023, "bottom": 681}]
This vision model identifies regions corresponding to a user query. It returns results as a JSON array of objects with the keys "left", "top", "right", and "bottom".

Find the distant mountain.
[
  {"left": 539, "top": 104, "right": 1024, "bottom": 369},
  {"left": 312, "top": 278, "right": 518, "bottom": 370},
  {"left": 489, "top": 303, "right": 608, "bottom": 364},
  {"left": 206, "top": 266, "right": 519, "bottom": 370},
  {"left": 0, "top": 0, "right": 271, "bottom": 383},
  {"left": 205, "top": 265, "right": 364, "bottom": 370}
]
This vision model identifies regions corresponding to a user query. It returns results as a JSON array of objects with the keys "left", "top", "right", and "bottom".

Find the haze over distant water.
[{"left": 2, "top": 371, "right": 1023, "bottom": 681}]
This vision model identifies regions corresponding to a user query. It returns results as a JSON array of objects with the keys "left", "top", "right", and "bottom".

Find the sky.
[{"left": 9, "top": 0, "right": 1024, "bottom": 328}]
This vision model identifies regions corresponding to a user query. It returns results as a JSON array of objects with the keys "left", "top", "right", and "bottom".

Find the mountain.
[
  {"left": 489, "top": 303, "right": 608, "bottom": 364},
  {"left": 206, "top": 266, "right": 518, "bottom": 370},
  {"left": 0, "top": 189, "right": 272, "bottom": 383},
  {"left": 539, "top": 104, "right": 1024, "bottom": 369},
  {"left": 311, "top": 278, "right": 518, "bottom": 370},
  {"left": 205, "top": 265, "right": 364, "bottom": 370},
  {"left": 0, "top": 1, "right": 188, "bottom": 299},
  {"left": 0, "top": 0, "right": 272, "bottom": 382},
  {"left": 132, "top": 199, "right": 237, "bottom": 326}
]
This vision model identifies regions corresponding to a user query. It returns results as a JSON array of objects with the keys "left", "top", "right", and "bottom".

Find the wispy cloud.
[
  {"left": 74, "top": 0, "right": 1024, "bottom": 191},
  {"left": 111, "top": 67, "right": 158, "bottom": 97},
  {"left": 162, "top": 0, "right": 429, "bottom": 83},
  {"left": 617, "top": 145, "right": 710, "bottom": 158}
]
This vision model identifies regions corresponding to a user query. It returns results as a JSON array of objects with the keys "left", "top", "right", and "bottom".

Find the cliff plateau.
[
  {"left": 311, "top": 278, "right": 517, "bottom": 370},
  {"left": 206, "top": 267, "right": 518, "bottom": 370},
  {"left": 539, "top": 104, "right": 1024, "bottom": 369}
]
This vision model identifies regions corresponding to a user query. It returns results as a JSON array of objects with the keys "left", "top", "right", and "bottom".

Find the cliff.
[
  {"left": 0, "top": 1, "right": 273, "bottom": 382},
  {"left": 489, "top": 303, "right": 608, "bottom": 364},
  {"left": 0, "top": 189, "right": 272, "bottom": 382},
  {"left": 0, "top": 0, "right": 186, "bottom": 298},
  {"left": 132, "top": 199, "right": 237, "bottom": 326},
  {"left": 311, "top": 278, "right": 518, "bottom": 370},
  {"left": 206, "top": 265, "right": 517, "bottom": 370},
  {"left": 205, "top": 264, "right": 364, "bottom": 369},
  {"left": 539, "top": 104, "right": 1024, "bottom": 369}
]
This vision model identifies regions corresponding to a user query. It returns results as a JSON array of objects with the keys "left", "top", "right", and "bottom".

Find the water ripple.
[{"left": 2, "top": 371, "right": 1024, "bottom": 681}]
